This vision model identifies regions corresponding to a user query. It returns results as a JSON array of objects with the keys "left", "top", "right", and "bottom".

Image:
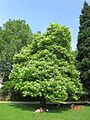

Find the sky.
[{"left": 0, "top": 0, "right": 90, "bottom": 50}]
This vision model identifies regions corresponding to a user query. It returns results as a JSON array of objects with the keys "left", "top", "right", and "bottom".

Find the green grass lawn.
[{"left": 0, "top": 103, "right": 90, "bottom": 120}]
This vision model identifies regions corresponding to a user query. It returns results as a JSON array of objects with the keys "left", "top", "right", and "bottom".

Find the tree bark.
[{"left": 40, "top": 95, "right": 46, "bottom": 108}]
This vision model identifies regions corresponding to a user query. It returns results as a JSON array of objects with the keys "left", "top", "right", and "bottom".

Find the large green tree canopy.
[
  {"left": 0, "top": 19, "right": 32, "bottom": 80},
  {"left": 5, "top": 23, "right": 83, "bottom": 102},
  {"left": 76, "top": 1, "right": 90, "bottom": 97}
]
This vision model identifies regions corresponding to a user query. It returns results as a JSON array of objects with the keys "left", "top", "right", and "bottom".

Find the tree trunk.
[{"left": 40, "top": 95, "right": 46, "bottom": 108}]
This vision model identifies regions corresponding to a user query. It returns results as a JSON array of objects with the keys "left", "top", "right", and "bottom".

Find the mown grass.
[{"left": 0, "top": 103, "right": 90, "bottom": 120}]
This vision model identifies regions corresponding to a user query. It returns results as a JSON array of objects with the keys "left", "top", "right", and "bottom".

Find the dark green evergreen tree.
[{"left": 76, "top": 1, "right": 90, "bottom": 98}]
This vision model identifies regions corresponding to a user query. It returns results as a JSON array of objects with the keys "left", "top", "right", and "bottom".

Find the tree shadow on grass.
[
  {"left": 9, "top": 103, "right": 39, "bottom": 112},
  {"left": 8, "top": 103, "right": 70, "bottom": 113}
]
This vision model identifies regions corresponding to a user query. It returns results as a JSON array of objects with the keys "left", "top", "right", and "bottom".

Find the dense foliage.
[
  {"left": 76, "top": 1, "right": 90, "bottom": 97},
  {"left": 4, "top": 23, "right": 83, "bottom": 103},
  {"left": 0, "top": 19, "right": 32, "bottom": 81}
]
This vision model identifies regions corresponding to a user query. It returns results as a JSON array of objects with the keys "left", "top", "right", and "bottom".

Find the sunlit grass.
[{"left": 0, "top": 103, "right": 90, "bottom": 120}]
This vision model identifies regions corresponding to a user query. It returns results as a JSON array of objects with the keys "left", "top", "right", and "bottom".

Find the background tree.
[
  {"left": 76, "top": 1, "right": 90, "bottom": 98},
  {"left": 3, "top": 23, "right": 83, "bottom": 104},
  {"left": 0, "top": 19, "right": 32, "bottom": 81}
]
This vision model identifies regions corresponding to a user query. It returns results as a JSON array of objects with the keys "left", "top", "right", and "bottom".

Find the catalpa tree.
[{"left": 4, "top": 23, "right": 83, "bottom": 104}]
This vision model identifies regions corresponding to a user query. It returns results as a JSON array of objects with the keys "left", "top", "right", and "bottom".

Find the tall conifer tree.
[{"left": 76, "top": 1, "right": 90, "bottom": 97}]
